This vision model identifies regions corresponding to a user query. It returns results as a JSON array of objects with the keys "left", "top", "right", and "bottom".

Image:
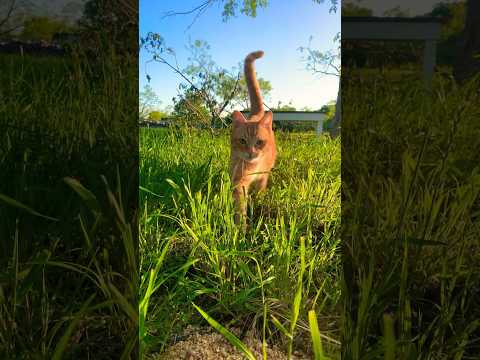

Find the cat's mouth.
[{"left": 241, "top": 153, "right": 260, "bottom": 162}]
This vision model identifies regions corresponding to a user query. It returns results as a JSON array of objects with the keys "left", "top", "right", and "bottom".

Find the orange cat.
[{"left": 230, "top": 51, "right": 276, "bottom": 227}]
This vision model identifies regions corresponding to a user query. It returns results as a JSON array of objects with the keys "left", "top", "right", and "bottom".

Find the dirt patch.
[{"left": 151, "top": 326, "right": 311, "bottom": 360}]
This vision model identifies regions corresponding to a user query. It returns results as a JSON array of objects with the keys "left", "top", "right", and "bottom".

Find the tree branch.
[
  {"left": 218, "top": 71, "right": 240, "bottom": 115},
  {"left": 161, "top": 0, "right": 214, "bottom": 19},
  {"left": 148, "top": 53, "right": 225, "bottom": 125},
  {"left": 0, "top": 0, "right": 17, "bottom": 29},
  {"left": 0, "top": 23, "right": 22, "bottom": 37},
  {"left": 185, "top": 2, "right": 213, "bottom": 31}
]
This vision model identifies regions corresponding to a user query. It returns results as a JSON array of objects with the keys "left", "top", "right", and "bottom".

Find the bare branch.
[
  {"left": 162, "top": 0, "right": 214, "bottom": 19},
  {"left": 218, "top": 71, "right": 240, "bottom": 115},
  {"left": 0, "top": 0, "right": 36, "bottom": 37},
  {"left": 0, "top": 23, "right": 22, "bottom": 37},
  {"left": 151, "top": 56, "right": 202, "bottom": 93},
  {"left": 183, "top": 97, "right": 210, "bottom": 123},
  {"left": 299, "top": 38, "right": 340, "bottom": 78},
  {"left": 185, "top": 2, "right": 213, "bottom": 31},
  {"left": 0, "top": 0, "right": 17, "bottom": 29},
  {"left": 147, "top": 51, "right": 223, "bottom": 124},
  {"left": 263, "top": 102, "right": 273, "bottom": 112}
]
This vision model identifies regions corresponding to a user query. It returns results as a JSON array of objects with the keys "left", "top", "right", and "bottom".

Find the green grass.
[
  {"left": 0, "top": 50, "right": 138, "bottom": 358},
  {"left": 341, "top": 72, "right": 480, "bottom": 359},
  {"left": 139, "top": 128, "right": 341, "bottom": 358},
  {"left": 5, "top": 44, "right": 477, "bottom": 360}
]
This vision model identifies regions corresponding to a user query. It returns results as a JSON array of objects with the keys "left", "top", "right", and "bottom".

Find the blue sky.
[{"left": 139, "top": 0, "right": 340, "bottom": 112}]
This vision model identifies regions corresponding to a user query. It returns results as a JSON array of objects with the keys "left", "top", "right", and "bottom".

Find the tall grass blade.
[
  {"left": 0, "top": 194, "right": 59, "bottom": 221},
  {"left": 308, "top": 310, "right": 328, "bottom": 360},
  {"left": 51, "top": 294, "right": 96, "bottom": 360},
  {"left": 383, "top": 314, "right": 396, "bottom": 360},
  {"left": 192, "top": 303, "right": 256, "bottom": 360},
  {"left": 63, "top": 177, "right": 101, "bottom": 214}
]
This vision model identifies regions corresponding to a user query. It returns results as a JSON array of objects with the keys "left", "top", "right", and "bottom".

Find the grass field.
[
  {"left": 2, "top": 46, "right": 479, "bottom": 359},
  {"left": 342, "top": 72, "right": 480, "bottom": 358},
  {"left": 0, "top": 51, "right": 138, "bottom": 358},
  {"left": 139, "top": 128, "right": 341, "bottom": 358}
]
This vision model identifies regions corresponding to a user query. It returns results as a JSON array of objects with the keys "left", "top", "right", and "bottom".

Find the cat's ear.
[
  {"left": 232, "top": 110, "right": 246, "bottom": 126},
  {"left": 260, "top": 111, "right": 273, "bottom": 129}
]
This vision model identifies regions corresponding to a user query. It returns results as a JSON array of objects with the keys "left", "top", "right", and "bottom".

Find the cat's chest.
[{"left": 243, "top": 160, "right": 270, "bottom": 180}]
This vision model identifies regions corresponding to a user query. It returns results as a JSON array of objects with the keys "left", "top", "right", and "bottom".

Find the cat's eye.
[
  {"left": 256, "top": 140, "right": 265, "bottom": 147},
  {"left": 239, "top": 138, "right": 247, "bottom": 145}
]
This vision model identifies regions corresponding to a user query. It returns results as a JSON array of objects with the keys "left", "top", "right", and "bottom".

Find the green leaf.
[
  {"left": 51, "top": 294, "right": 96, "bottom": 360},
  {"left": 192, "top": 303, "right": 256, "bottom": 360},
  {"left": 63, "top": 177, "right": 100, "bottom": 214},
  {"left": 383, "top": 313, "right": 396, "bottom": 360},
  {"left": 0, "top": 193, "right": 58, "bottom": 221},
  {"left": 271, "top": 315, "right": 292, "bottom": 339},
  {"left": 291, "top": 236, "right": 306, "bottom": 333},
  {"left": 139, "top": 186, "right": 163, "bottom": 198},
  {"left": 110, "top": 283, "right": 138, "bottom": 323},
  {"left": 308, "top": 310, "right": 328, "bottom": 360},
  {"left": 408, "top": 238, "right": 447, "bottom": 247}
]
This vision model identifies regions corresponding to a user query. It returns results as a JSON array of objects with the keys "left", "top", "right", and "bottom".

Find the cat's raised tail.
[{"left": 244, "top": 50, "right": 265, "bottom": 117}]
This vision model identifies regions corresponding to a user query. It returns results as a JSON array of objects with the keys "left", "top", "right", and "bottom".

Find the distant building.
[{"left": 240, "top": 110, "right": 327, "bottom": 135}]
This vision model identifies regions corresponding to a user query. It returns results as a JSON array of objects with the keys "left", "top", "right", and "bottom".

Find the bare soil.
[{"left": 151, "top": 326, "right": 311, "bottom": 360}]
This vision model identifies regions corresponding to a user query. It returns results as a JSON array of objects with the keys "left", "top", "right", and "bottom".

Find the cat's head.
[{"left": 231, "top": 110, "right": 274, "bottom": 162}]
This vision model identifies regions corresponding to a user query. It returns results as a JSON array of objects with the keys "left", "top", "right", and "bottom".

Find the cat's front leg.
[
  {"left": 253, "top": 174, "right": 269, "bottom": 193},
  {"left": 233, "top": 184, "right": 248, "bottom": 231}
]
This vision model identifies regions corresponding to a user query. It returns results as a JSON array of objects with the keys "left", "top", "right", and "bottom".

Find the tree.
[
  {"left": 162, "top": 0, "right": 338, "bottom": 28},
  {"left": 299, "top": 34, "right": 340, "bottom": 77},
  {"left": 148, "top": 110, "right": 168, "bottom": 121},
  {"left": 173, "top": 86, "right": 210, "bottom": 126},
  {"left": 80, "top": 0, "right": 136, "bottom": 30},
  {"left": 79, "top": 0, "right": 137, "bottom": 53},
  {"left": 203, "top": 0, "right": 341, "bottom": 134},
  {"left": 183, "top": 39, "right": 241, "bottom": 119},
  {"left": 295, "top": 3, "right": 340, "bottom": 137},
  {"left": 139, "top": 85, "right": 162, "bottom": 120},
  {"left": 453, "top": 0, "right": 480, "bottom": 82},
  {"left": 151, "top": 0, "right": 337, "bottom": 128},
  {"left": 142, "top": 35, "right": 230, "bottom": 126},
  {"left": 429, "top": 2, "right": 465, "bottom": 40},
  {"left": 422, "top": 2, "right": 466, "bottom": 66},
  {"left": 142, "top": 35, "right": 272, "bottom": 126},
  {"left": 383, "top": 6, "right": 410, "bottom": 17},
  {"left": 341, "top": 2, "right": 373, "bottom": 17},
  {"left": 20, "top": 16, "right": 71, "bottom": 42},
  {"left": 183, "top": 39, "right": 272, "bottom": 117},
  {"left": 0, "top": 0, "right": 29, "bottom": 38},
  {"left": 319, "top": 102, "right": 336, "bottom": 116},
  {"left": 299, "top": 31, "right": 340, "bottom": 137},
  {"left": 273, "top": 100, "right": 296, "bottom": 111}
]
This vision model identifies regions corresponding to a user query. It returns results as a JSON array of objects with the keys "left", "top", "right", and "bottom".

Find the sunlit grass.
[{"left": 139, "top": 127, "right": 341, "bottom": 358}]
